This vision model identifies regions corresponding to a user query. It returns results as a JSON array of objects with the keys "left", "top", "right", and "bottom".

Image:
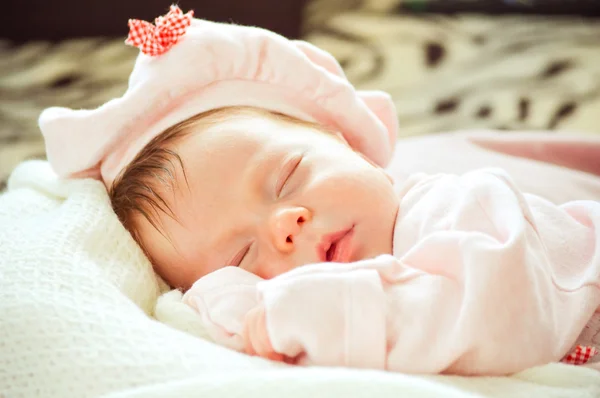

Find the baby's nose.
[{"left": 268, "top": 206, "right": 311, "bottom": 253}]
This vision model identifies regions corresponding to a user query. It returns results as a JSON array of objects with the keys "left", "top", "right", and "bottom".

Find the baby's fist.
[{"left": 243, "top": 304, "right": 284, "bottom": 362}]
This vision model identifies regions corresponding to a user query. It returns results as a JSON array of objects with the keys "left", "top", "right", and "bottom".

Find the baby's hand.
[{"left": 243, "top": 304, "right": 284, "bottom": 362}]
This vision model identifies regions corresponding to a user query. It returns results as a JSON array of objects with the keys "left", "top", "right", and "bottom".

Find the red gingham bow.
[
  {"left": 125, "top": 5, "right": 194, "bottom": 56},
  {"left": 561, "top": 345, "right": 599, "bottom": 366}
]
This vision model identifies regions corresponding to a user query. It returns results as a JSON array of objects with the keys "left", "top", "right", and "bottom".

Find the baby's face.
[{"left": 137, "top": 114, "right": 399, "bottom": 289}]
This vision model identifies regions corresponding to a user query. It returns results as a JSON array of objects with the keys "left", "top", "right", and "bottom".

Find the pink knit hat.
[{"left": 40, "top": 6, "right": 399, "bottom": 188}]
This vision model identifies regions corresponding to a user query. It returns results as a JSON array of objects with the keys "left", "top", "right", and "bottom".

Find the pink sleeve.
[
  {"left": 182, "top": 266, "right": 263, "bottom": 352},
  {"left": 258, "top": 169, "right": 600, "bottom": 375}
]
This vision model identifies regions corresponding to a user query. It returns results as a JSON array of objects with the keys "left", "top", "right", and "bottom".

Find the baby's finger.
[
  {"left": 254, "top": 312, "right": 284, "bottom": 362},
  {"left": 242, "top": 319, "right": 257, "bottom": 356},
  {"left": 255, "top": 341, "right": 284, "bottom": 362},
  {"left": 264, "top": 351, "right": 284, "bottom": 362}
]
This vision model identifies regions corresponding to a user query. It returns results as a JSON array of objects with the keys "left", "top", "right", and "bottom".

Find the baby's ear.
[
  {"left": 355, "top": 149, "right": 395, "bottom": 184},
  {"left": 357, "top": 91, "right": 399, "bottom": 150}
]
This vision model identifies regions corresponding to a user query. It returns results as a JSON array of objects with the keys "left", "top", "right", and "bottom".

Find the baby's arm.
[{"left": 254, "top": 169, "right": 600, "bottom": 375}]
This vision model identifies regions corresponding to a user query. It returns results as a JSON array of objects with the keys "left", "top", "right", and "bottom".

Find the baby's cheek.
[{"left": 315, "top": 171, "right": 386, "bottom": 202}]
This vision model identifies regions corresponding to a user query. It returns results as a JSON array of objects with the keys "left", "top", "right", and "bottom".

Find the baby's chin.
[
  {"left": 357, "top": 242, "right": 394, "bottom": 263},
  {"left": 357, "top": 209, "right": 398, "bottom": 260},
  {"left": 349, "top": 229, "right": 393, "bottom": 263}
]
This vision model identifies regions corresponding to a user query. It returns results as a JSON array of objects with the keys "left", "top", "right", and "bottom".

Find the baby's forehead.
[{"left": 179, "top": 113, "right": 326, "bottom": 155}]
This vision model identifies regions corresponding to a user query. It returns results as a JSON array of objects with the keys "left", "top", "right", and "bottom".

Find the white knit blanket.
[{"left": 1, "top": 160, "right": 599, "bottom": 398}]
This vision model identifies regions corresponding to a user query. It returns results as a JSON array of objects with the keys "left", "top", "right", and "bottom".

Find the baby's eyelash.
[
  {"left": 276, "top": 154, "right": 303, "bottom": 196},
  {"left": 233, "top": 243, "right": 252, "bottom": 267}
]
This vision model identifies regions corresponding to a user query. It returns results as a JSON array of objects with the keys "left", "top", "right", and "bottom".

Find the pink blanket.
[{"left": 388, "top": 131, "right": 600, "bottom": 203}]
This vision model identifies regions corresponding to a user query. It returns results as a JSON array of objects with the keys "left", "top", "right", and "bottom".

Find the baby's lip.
[{"left": 317, "top": 226, "right": 355, "bottom": 263}]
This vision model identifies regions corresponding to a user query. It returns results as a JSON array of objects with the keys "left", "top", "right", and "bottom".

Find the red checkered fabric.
[
  {"left": 125, "top": 5, "right": 194, "bottom": 56},
  {"left": 561, "top": 345, "right": 599, "bottom": 366}
]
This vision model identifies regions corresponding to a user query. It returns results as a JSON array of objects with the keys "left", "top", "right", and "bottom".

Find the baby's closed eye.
[{"left": 276, "top": 152, "right": 304, "bottom": 197}]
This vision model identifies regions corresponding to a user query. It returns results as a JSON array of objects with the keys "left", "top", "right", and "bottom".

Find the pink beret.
[{"left": 40, "top": 6, "right": 398, "bottom": 187}]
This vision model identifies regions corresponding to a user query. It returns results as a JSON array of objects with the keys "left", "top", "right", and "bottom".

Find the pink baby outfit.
[{"left": 184, "top": 132, "right": 600, "bottom": 376}]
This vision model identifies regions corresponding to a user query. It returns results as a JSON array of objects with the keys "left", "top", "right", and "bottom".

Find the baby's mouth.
[
  {"left": 325, "top": 243, "right": 336, "bottom": 262},
  {"left": 319, "top": 226, "right": 355, "bottom": 263}
]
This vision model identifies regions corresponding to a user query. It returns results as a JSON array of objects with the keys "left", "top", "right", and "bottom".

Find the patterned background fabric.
[{"left": 1, "top": 0, "right": 600, "bottom": 189}]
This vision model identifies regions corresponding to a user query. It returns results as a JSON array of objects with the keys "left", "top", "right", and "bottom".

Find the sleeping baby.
[{"left": 40, "top": 6, "right": 600, "bottom": 375}]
